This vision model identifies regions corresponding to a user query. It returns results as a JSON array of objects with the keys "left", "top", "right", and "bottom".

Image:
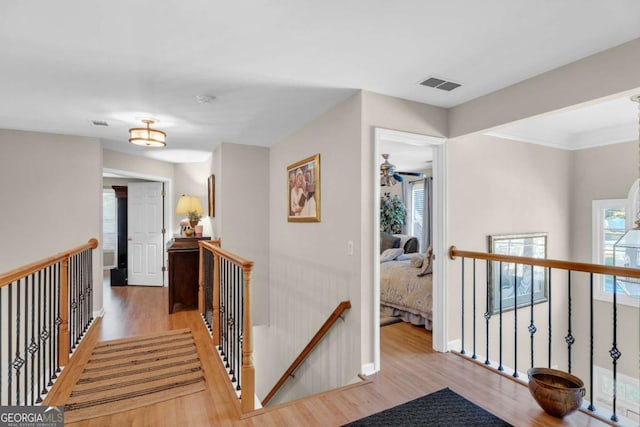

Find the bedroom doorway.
[{"left": 373, "top": 128, "right": 447, "bottom": 372}]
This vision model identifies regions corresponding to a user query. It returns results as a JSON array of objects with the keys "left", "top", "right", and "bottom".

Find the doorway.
[
  {"left": 103, "top": 168, "right": 172, "bottom": 287},
  {"left": 372, "top": 128, "right": 447, "bottom": 372}
]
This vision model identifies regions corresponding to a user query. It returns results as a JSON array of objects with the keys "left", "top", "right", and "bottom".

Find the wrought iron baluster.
[
  {"left": 484, "top": 260, "right": 491, "bottom": 365},
  {"left": 588, "top": 273, "right": 595, "bottom": 412},
  {"left": 565, "top": 270, "right": 574, "bottom": 373},
  {"left": 498, "top": 261, "right": 503, "bottom": 371},
  {"left": 29, "top": 273, "right": 37, "bottom": 404},
  {"left": 8, "top": 281, "right": 13, "bottom": 404},
  {"left": 547, "top": 268, "right": 552, "bottom": 368},
  {"left": 529, "top": 265, "right": 536, "bottom": 369},
  {"left": 460, "top": 257, "right": 465, "bottom": 355},
  {"left": 610, "top": 275, "right": 621, "bottom": 423},
  {"left": 237, "top": 266, "right": 243, "bottom": 392},
  {"left": 472, "top": 260, "right": 477, "bottom": 360},
  {"left": 513, "top": 264, "right": 518, "bottom": 378},
  {"left": 230, "top": 263, "right": 236, "bottom": 384}
]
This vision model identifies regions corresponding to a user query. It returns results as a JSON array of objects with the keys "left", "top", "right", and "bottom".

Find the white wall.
[
  {"left": 174, "top": 161, "right": 213, "bottom": 238},
  {"left": 0, "top": 129, "right": 103, "bottom": 310},
  {"left": 260, "top": 93, "right": 362, "bottom": 404},
  {"left": 570, "top": 140, "right": 638, "bottom": 380},
  {"left": 215, "top": 143, "right": 270, "bottom": 326},
  {"left": 447, "top": 134, "right": 572, "bottom": 374}
]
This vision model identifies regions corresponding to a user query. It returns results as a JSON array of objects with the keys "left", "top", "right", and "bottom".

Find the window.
[
  {"left": 411, "top": 182, "right": 424, "bottom": 252},
  {"left": 592, "top": 198, "right": 640, "bottom": 306}
]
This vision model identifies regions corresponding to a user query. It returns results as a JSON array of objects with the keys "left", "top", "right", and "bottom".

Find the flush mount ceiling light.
[{"left": 128, "top": 119, "right": 166, "bottom": 147}]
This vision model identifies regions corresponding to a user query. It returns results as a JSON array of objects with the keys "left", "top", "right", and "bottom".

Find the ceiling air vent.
[
  {"left": 91, "top": 120, "right": 109, "bottom": 127},
  {"left": 420, "top": 76, "right": 462, "bottom": 92}
]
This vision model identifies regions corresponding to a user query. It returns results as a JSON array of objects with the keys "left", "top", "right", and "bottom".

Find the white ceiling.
[
  {"left": 486, "top": 96, "right": 639, "bottom": 149},
  {"left": 2, "top": 1, "right": 640, "bottom": 162}
]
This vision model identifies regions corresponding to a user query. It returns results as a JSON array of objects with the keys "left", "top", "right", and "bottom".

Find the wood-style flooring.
[{"left": 44, "top": 281, "right": 609, "bottom": 426}]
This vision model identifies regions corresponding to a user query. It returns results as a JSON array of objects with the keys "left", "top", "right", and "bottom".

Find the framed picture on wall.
[
  {"left": 488, "top": 232, "right": 548, "bottom": 314},
  {"left": 208, "top": 175, "right": 215, "bottom": 217},
  {"left": 287, "top": 154, "right": 320, "bottom": 222}
]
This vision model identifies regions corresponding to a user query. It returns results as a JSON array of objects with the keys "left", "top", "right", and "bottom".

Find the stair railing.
[
  {"left": 0, "top": 238, "right": 99, "bottom": 405},
  {"left": 449, "top": 246, "right": 639, "bottom": 424},
  {"left": 198, "top": 240, "right": 255, "bottom": 413},
  {"left": 261, "top": 300, "right": 352, "bottom": 407}
]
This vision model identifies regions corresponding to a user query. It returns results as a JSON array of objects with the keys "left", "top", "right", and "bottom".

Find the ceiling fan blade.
[
  {"left": 397, "top": 171, "right": 425, "bottom": 177},
  {"left": 392, "top": 173, "right": 404, "bottom": 182}
]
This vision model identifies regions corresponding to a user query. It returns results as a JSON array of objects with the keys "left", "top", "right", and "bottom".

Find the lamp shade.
[{"left": 176, "top": 195, "right": 203, "bottom": 215}]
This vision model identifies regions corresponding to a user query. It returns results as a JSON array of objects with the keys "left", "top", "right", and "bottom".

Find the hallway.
[{"left": 43, "top": 281, "right": 607, "bottom": 426}]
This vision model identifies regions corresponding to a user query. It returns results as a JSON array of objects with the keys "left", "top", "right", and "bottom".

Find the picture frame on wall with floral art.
[{"left": 287, "top": 154, "right": 320, "bottom": 222}]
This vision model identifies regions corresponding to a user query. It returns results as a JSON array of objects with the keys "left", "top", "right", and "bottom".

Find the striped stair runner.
[{"left": 64, "top": 329, "right": 206, "bottom": 423}]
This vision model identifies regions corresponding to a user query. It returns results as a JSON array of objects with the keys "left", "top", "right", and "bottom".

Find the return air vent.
[
  {"left": 420, "top": 76, "right": 462, "bottom": 92},
  {"left": 91, "top": 120, "right": 109, "bottom": 127}
]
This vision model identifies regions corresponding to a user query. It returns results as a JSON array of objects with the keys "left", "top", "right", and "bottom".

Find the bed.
[{"left": 380, "top": 233, "right": 433, "bottom": 330}]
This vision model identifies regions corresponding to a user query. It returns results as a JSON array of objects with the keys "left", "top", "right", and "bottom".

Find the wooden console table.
[{"left": 167, "top": 235, "right": 210, "bottom": 313}]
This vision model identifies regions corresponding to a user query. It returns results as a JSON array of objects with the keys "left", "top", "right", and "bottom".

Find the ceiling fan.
[{"left": 380, "top": 153, "right": 425, "bottom": 186}]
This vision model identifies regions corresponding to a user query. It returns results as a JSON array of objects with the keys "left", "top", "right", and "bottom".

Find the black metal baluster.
[
  {"left": 55, "top": 262, "right": 61, "bottom": 376},
  {"left": 36, "top": 267, "right": 49, "bottom": 403},
  {"left": 498, "top": 261, "right": 503, "bottom": 371},
  {"left": 237, "top": 266, "right": 243, "bottom": 392},
  {"left": 8, "top": 281, "right": 12, "bottom": 404},
  {"left": 29, "top": 273, "right": 37, "bottom": 404},
  {"left": 461, "top": 257, "right": 465, "bottom": 355},
  {"left": 588, "top": 273, "right": 595, "bottom": 412},
  {"left": 15, "top": 278, "right": 23, "bottom": 404},
  {"left": 565, "top": 271, "right": 574, "bottom": 373},
  {"left": 547, "top": 268, "right": 552, "bottom": 368},
  {"left": 484, "top": 260, "right": 491, "bottom": 365},
  {"left": 529, "top": 265, "right": 536, "bottom": 369},
  {"left": 610, "top": 275, "right": 620, "bottom": 422},
  {"left": 230, "top": 263, "right": 236, "bottom": 385},
  {"left": 513, "top": 264, "right": 518, "bottom": 378},
  {"left": 472, "top": 260, "right": 477, "bottom": 360},
  {"left": 218, "top": 255, "right": 223, "bottom": 355},
  {"left": 0, "top": 282, "right": 3, "bottom": 405}
]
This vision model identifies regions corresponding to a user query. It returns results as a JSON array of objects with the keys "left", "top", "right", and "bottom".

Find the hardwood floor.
[{"left": 46, "top": 280, "right": 610, "bottom": 426}]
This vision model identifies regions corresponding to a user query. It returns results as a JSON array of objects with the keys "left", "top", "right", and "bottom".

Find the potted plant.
[{"left": 380, "top": 192, "right": 406, "bottom": 234}]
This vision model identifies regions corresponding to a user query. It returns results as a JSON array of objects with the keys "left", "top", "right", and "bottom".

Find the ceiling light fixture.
[
  {"left": 128, "top": 119, "right": 166, "bottom": 147},
  {"left": 196, "top": 94, "right": 216, "bottom": 104},
  {"left": 613, "top": 95, "right": 640, "bottom": 295}
]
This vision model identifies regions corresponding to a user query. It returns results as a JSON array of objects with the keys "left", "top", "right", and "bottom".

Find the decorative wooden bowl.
[{"left": 527, "top": 368, "right": 585, "bottom": 418}]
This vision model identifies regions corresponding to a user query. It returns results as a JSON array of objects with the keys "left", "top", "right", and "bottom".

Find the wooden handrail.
[
  {"left": 0, "top": 238, "right": 99, "bottom": 288},
  {"left": 261, "top": 300, "right": 352, "bottom": 407},
  {"left": 449, "top": 245, "right": 640, "bottom": 278},
  {"left": 199, "top": 240, "right": 253, "bottom": 269}
]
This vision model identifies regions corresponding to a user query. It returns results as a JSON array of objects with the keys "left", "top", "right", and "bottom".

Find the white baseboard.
[
  {"left": 93, "top": 307, "right": 105, "bottom": 318},
  {"left": 361, "top": 363, "right": 376, "bottom": 376},
  {"left": 447, "top": 339, "right": 461, "bottom": 352}
]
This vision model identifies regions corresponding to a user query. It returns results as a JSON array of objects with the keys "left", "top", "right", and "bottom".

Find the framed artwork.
[
  {"left": 287, "top": 154, "right": 320, "bottom": 222},
  {"left": 208, "top": 175, "right": 215, "bottom": 217},
  {"left": 488, "top": 232, "right": 548, "bottom": 314}
]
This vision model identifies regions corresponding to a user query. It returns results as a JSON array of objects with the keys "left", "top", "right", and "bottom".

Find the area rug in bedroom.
[
  {"left": 63, "top": 328, "right": 206, "bottom": 423},
  {"left": 342, "top": 388, "right": 512, "bottom": 426}
]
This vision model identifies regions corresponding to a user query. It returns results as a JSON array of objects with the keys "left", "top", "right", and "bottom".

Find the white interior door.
[{"left": 128, "top": 182, "right": 164, "bottom": 286}]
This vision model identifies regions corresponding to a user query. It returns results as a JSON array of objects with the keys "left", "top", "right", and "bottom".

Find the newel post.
[
  {"left": 241, "top": 263, "right": 255, "bottom": 413},
  {"left": 198, "top": 245, "right": 204, "bottom": 314},
  {"left": 59, "top": 257, "right": 70, "bottom": 366}
]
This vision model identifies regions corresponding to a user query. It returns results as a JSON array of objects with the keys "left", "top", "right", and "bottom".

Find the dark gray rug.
[{"left": 343, "top": 388, "right": 513, "bottom": 426}]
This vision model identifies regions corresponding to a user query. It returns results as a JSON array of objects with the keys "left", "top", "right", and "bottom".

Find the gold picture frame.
[
  {"left": 208, "top": 175, "right": 215, "bottom": 217},
  {"left": 287, "top": 154, "right": 320, "bottom": 222}
]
